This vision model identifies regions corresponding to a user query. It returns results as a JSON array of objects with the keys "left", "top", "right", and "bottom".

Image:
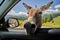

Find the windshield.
[{"left": 4, "top": 0, "right": 60, "bottom": 29}]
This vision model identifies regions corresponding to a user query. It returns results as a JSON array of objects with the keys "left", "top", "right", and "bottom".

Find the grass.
[
  {"left": 42, "top": 16, "right": 60, "bottom": 28},
  {"left": 17, "top": 16, "right": 60, "bottom": 28},
  {"left": 17, "top": 19, "right": 24, "bottom": 28},
  {"left": 53, "top": 16, "right": 60, "bottom": 25}
]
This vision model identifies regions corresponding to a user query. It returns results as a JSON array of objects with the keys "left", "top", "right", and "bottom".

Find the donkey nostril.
[
  {"left": 31, "top": 24, "right": 35, "bottom": 28},
  {"left": 24, "top": 22, "right": 31, "bottom": 28}
]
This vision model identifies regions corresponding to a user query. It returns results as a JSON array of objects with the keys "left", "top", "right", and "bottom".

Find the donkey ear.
[
  {"left": 22, "top": 2, "right": 32, "bottom": 11},
  {"left": 39, "top": 1, "right": 53, "bottom": 11}
]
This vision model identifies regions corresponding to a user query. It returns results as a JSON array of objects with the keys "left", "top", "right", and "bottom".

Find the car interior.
[{"left": 0, "top": 0, "right": 60, "bottom": 40}]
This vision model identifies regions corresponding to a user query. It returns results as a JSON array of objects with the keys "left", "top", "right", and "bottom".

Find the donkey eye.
[
  {"left": 27, "top": 12, "right": 29, "bottom": 14},
  {"left": 39, "top": 12, "right": 42, "bottom": 14}
]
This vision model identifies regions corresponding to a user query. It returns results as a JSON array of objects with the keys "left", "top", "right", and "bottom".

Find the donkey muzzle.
[{"left": 24, "top": 22, "right": 36, "bottom": 34}]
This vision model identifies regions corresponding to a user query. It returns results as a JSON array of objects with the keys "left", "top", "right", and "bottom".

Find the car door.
[
  {"left": 0, "top": 0, "right": 20, "bottom": 20},
  {"left": 0, "top": 0, "right": 60, "bottom": 40}
]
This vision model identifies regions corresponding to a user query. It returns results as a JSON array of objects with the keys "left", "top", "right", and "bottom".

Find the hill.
[
  {"left": 53, "top": 16, "right": 60, "bottom": 25},
  {"left": 42, "top": 16, "right": 60, "bottom": 28}
]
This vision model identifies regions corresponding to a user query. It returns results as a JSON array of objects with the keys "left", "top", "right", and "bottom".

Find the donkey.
[{"left": 22, "top": 1, "right": 53, "bottom": 34}]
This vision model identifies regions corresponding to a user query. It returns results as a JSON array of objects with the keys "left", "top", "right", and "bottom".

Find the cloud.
[
  {"left": 6, "top": 10, "right": 27, "bottom": 16},
  {"left": 7, "top": 10, "right": 17, "bottom": 15},
  {"left": 49, "top": 7, "right": 52, "bottom": 9},
  {"left": 43, "top": 8, "right": 60, "bottom": 14},
  {"left": 45, "top": 7, "right": 59, "bottom": 12},
  {"left": 5, "top": 10, "right": 27, "bottom": 21},
  {"left": 55, "top": 9, "right": 59, "bottom": 11},
  {"left": 55, "top": 4, "right": 60, "bottom": 8},
  {"left": 19, "top": 12, "right": 27, "bottom": 16}
]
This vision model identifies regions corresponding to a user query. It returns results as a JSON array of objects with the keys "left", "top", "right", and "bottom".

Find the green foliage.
[
  {"left": 42, "top": 16, "right": 60, "bottom": 28},
  {"left": 49, "top": 14, "right": 53, "bottom": 21},
  {"left": 18, "top": 19, "right": 24, "bottom": 26},
  {"left": 42, "top": 17, "right": 48, "bottom": 23},
  {"left": 42, "top": 18, "right": 44, "bottom": 23},
  {"left": 42, "top": 14, "right": 53, "bottom": 23},
  {"left": 53, "top": 16, "right": 60, "bottom": 25}
]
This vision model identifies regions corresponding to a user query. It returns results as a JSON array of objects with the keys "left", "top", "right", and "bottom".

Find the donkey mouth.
[
  {"left": 24, "top": 22, "right": 36, "bottom": 34},
  {"left": 30, "top": 24, "right": 35, "bottom": 28},
  {"left": 24, "top": 22, "right": 36, "bottom": 28}
]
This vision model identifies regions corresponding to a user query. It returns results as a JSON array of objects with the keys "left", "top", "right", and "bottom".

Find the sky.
[
  {"left": 11, "top": 0, "right": 60, "bottom": 13},
  {"left": 0, "top": 0, "right": 60, "bottom": 12}
]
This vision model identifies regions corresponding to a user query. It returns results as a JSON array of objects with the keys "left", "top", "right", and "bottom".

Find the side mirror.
[{"left": 6, "top": 18, "right": 19, "bottom": 28}]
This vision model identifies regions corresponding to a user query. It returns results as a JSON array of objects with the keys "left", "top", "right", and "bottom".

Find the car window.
[{"left": 4, "top": 0, "right": 60, "bottom": 29}]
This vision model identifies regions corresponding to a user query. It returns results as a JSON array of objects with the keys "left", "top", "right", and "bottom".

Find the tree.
[
  {"left": 42, "top": 17, "right": 48, "bottom": 23},
  {"left": 50, "top": 14, "right": 53, "bottom": 21},
  {"left": 45, "top": 17, "right": 48, "bottom": 23},
  {"left": 47, "top": 14, "right": 53, "bottom": 22}
]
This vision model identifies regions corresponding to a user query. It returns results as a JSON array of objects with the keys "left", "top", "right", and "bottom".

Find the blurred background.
[{"left": 4, "top": 0, "right": 60, "bottom": 28}]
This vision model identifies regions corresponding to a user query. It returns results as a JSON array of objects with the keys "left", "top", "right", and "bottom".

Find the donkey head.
[{"left": 22, "top": 1, "right": 53, "bottom": 34}]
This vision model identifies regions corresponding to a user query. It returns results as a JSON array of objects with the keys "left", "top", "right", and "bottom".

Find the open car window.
[
  {"left": 0, "top": 0, "right": 60, "bottom": 29},
  {"left": 5, "top": 0, "right": 60, "bottom": 29}
]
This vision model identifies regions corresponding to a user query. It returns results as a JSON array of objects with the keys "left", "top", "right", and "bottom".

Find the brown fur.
[{"left": 23, "top": 1, "right": 53, "bottom": 28}]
